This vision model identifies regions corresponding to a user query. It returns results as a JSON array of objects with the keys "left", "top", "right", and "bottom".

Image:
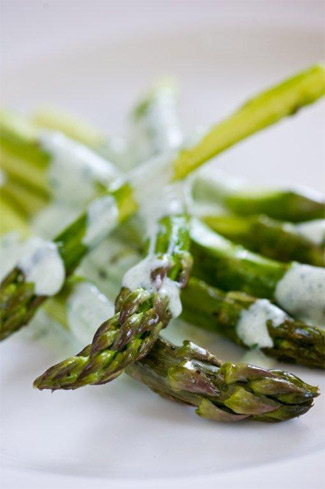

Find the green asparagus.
[
  {"left": 192, "top": 170, "right": 325, "bottom": 222},
  {"left": 202, "top": 214, "right": 324, "bottom": 266},
  {"left": 190, "top": 219, "right": 325, "bottom": 326},
  {"left": 0, "top": 181, "right": 136, "bottom": 340},
  {"left": 33, "top": 214, "right": 192, "bottom": 389},
  {"left": 127, "top": 337, "right": 319, "bottom": 421},
  {"left": 2, "top": 64, "right": 324, "bottom": 341},
  {"left": 173, "top": 64, "right": 325, "bottom": 180},
  {"left": 35, "top": 277, "right": 319, "bottom": 421},
  {"left": 181, "top": 278, "right": 325, "bottom": 369}
]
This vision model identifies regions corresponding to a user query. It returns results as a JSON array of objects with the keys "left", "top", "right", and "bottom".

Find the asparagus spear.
[
  {"left": 192, "top": 170, "right": 325, "bottom": 222},
  {"left": 202, "top": 214, "right": 324, "bottom": 266},
  {"left": 32, "top": 106, "right": 106, "bottom": 149},
  {"left": 36, "top": 278, "right": 319, "bottom": 421},
  {"left": 0, "top": 171, "right": 48, "bottom": 220},
  {"left": 32, "top": 106, "right": 128, "bottom": 169},
  {"left": 1, "top": 64, "right": 324, "bottom": 340},
  {"left": 181, "top": 278, "right": 325, "bottom": 369},
  {"left": 0, "top": 197, "right": 28, "bottom": 236},
  {"left": 0, "top": 181, "right": 136, "bottom": 340},
  {"left": 0, "top": 110, "right": 119, "bottom": 206},
  {"left": 127, "top": 337, "right": 318, "bottom": 422},
  {"left": 33, "top": 214, "right": 192, "bottom": 389},
  {"left": 173, "top": 64, "right": 325, "bottom": 180},
  {"left": 190, "top": 219, "right": 325, "bottom": 326}
]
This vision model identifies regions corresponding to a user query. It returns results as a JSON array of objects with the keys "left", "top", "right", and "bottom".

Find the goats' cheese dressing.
[
  {"left": 275, "top": 263, "right": 325, "bottom": 326},
  {"left": 32, "top": 203, "right": 80, "bottom": 239},
  {"left": 295, "top": 219, "right": 325, "bottom": 246},
  {"left": 0, "top": 233, "right": 27, "bottom": 281},
  {"left": 122, "top": 255, "right": 182, "bottom": 317},
  {"left": 82, "top": 195, "right": 119, "bottom": 248},
  {"left": 237, "top": 299, "right": 287, "bottom": 349},
  {"left": 40, "top": 131, "right": 117, "bottom": 205},
  {"left": 130, "top": 152, "right": 174, "bottom": 209},
  {"left": 18, "top": 237, "right": 65, "bottom": 296},
  {"left": 67, "top": 281, "right": 114, "bottom": 344}
]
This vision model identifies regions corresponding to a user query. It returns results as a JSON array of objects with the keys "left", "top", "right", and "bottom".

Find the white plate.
[{"left": 1, "top": 2, "right": 324, "bottom": 488}]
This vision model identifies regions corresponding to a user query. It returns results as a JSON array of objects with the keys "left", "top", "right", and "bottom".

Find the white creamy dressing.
[
  {"left": 32, "top": 203, "right": 80, "bottom": 239},
  {"left": 20, "top": 309, "right": 78, "bottom": 356},
  {"left": 0, "top": 232, "right": 27, "bottom": 281},
  {"left": 275, "top": 263, "right": 325, "bottom": 326},
  {"left": 294, "top": 219, "right": 325, "bottom": 246},
  {"left": 129, "top": 82, "right": 183, "bottom": 164},
  {"left": 82, "top": 195, "right": 119, "bottom": 248},
  {"left": 18, "top": 237, "right": 65, "bottom": 296},
  {"left": 129, "top": 150, "right": 188, "bottom": 237},
  {"left": 236, "top": 299, "right": 287, "bottom": 349},
  {"left": 40, "top": 131, "right": 118, "bottom": 205},
  {"left": 67, "top": 281, "right": 114, "bottom": 344},
  {"left": 122, "top": 255, "right": 182, "bottom": 317},
  {"left": 129, "top": 151, "right": 174, "bottom": 210}
]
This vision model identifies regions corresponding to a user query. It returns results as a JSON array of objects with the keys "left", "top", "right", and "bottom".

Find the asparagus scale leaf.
[{"left": 127, "top": 337, "right": 319, "bottom": 422}]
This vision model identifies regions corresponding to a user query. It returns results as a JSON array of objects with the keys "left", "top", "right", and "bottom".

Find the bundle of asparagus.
[{"left": 1, "top": 64, "right": 325, "bottom": 423}]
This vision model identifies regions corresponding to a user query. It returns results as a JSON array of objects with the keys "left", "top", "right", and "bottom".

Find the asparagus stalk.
[
  {"left": 0, "top": 197, "right": 28, "bottom": 236},
  {"left": 32, "top": 106, "right": 128, "bottom": 169},
  {"left": 37, "top": 278, "right": 319, "bottom": 421},
  {"left": 192, "top": 170, "right": 325, "bottom": 222},
  {"left": 0, "top": 181, "right": 137, "bottom": 340},
  {"left": 181, "top": 278, "right": 325, "bottom": 369},
  {"left": 202, "top": 214, "right": 324, "bottom": 266},
  {"left": 32, "top": 106, "right": 106, "bottom": 149},
  {"left": 173, "top": 64, "right": 325, "bottom": 180},
  {"left": 0, "top": 110, "right": 119, "bottom": 206},
  {"left": 190, "top": 219, "right": 325, "bottom": 326},
  {"left": 44, "top": 217, "right": 324, "bottom": 370},
  {"left": 33, "top": 214, "right": 192, "bottom": 389},
  {"left": 1, "top": 64, "right": 324, "bottom": 339},
  {"left": 127, "top": 337, "right": 318, "bottom": 422},
  {"left": 0, "top": 171, "right": 48, "bottom": 220}
]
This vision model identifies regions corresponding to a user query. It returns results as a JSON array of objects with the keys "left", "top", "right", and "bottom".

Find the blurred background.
[{"left": 1, "top": 0, "right": 324, "bottom": 188}]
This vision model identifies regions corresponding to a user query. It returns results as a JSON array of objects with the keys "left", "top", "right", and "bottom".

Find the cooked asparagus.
[
  {"left": 181, "top": 278, "right": 325, "bottom": 369},
  {"left": 190, "top": 219, "right": 325, "bottom": 326},
  {"left": 202, "top": 214, "right": 324, "bottom": 266},
  {"left": 192, "top": 169, "right": 325, "bottom": 222},
  {"left": 33, "top": 214, "right": 192, "bottom": 389},
  {"left": 36, "top": 277, "right": 319, "bottom": 421},
  {"left": 2, "top": 64, "right": 324, "bottom": 341},
  {"left": 127, "top": 337, "right": 319, "bottom": 422}
]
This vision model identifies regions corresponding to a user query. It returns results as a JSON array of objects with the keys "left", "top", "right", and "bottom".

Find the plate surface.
[{"left": 1, "top": 2, "right": 324, "bottom": 488}]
